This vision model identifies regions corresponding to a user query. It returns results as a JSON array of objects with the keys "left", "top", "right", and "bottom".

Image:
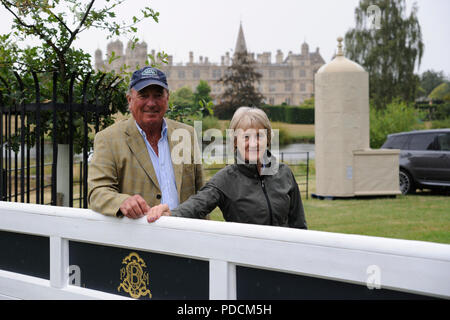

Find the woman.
[{"left": 147, "top": 107, "right": 307, "bottom": 229}]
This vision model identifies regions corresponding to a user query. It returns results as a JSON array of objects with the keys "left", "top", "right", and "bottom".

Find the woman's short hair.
[{"left": 229, "top": 106, "right": 272, "bottom": 147}]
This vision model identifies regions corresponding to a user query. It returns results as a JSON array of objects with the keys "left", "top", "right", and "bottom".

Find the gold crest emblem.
[{"left": 118, "top": 252, "right": 152, "bottom": 299}]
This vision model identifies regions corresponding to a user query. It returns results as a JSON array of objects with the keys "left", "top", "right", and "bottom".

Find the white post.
[
  {"left": 50, "top": 236, "right": 69, "bottom": 289},
  {"left": 209, "top": 260, "right": 236, "bottom": 300},
  {"left": 56, "top": 144, "right": 70, "bottom": 207}
]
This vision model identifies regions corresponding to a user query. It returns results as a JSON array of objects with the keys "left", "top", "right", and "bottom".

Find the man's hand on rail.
[
  {"left": 147, "top": 203, "right": 171, "bottom": 223},
  {"left": 119, "top": 195, "right": 151, "bottom": 219}
]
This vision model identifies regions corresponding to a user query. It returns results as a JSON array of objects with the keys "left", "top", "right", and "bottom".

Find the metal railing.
[{"left": 1, "top": 161, "right": 86, "bottom": 207}]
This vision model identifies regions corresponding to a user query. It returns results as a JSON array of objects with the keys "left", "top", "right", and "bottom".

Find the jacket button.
[{"left": 156, "top": 194, "right": 162, "bottom": 199}]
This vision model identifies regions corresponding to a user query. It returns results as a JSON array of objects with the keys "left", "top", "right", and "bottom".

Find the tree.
[
  {"left": 370, "top": 99, "right": 423, "bottom": 148},
  {"left": 170, "top": 86, "right": 195, "bottom": 108},
  {"left": 429, "top": 82, "right": 450, "bottom": 101},
  {"left": 194, "top": 80, "right": 212, "bottom": 105},
  {"left": 166, "top": 85, "right": 213, "bottom": 125},
  {"left": 1, "top": 0, "right": 159, "bottom": 86},
  {"left": 420, "top": 70, "right": 448, "bottom": 97},
  {"left": 215, "top": 51, "right": 265, "bottom": 119},
  {"left": 0, "top": 0, "right": 161, "bottom": 150},
  {"left": 194, "top": 80, "right": 213, "bottom": 117},
  {"left": 415, "top": 85, "right": 426, "bottom": 99},
  {"left": 344, "top": 0, "right": 424, "bottom": 109}
]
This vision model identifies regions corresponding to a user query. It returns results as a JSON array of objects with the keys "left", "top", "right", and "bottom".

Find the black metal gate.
[{"left": 0, "top": 71, "right": 120, "bottom": 208}]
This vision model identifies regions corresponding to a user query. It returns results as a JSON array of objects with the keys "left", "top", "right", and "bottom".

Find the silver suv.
[{"left": 381, "top": 129, "right": 450, "bottom": 194}]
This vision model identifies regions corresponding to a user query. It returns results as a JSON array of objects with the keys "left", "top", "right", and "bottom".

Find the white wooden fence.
[{"left": 0, "top": 201, "right": 449, "bottom": 300}]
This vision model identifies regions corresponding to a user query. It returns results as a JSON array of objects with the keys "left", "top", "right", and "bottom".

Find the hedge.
[
  {"left": 415, "top": 102, "right": 450, "bottom": 121},
  {"left": 260, "top": 105, "right": 314, "bottom": 124},
  {"left": 214, "top": 104, "right": 314, "bottom": 124}
]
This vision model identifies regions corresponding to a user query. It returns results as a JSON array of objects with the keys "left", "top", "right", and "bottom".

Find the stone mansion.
[{"left": 94, "top": 24, "right": 326, "bottom": 105}]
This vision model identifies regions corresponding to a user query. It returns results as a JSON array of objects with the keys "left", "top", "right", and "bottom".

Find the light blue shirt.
[{"left": 135, "top": 120, "right": 179, "bottom": 210}]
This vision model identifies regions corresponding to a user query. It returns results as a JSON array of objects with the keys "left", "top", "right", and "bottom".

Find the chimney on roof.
[{"left": 276, "top": 50, "right": 283, "bottom": 64}]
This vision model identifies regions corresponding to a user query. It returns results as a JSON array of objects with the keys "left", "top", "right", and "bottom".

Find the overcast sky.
[{"left": 0, "top": 0, "right": 449, "bottom": 76}]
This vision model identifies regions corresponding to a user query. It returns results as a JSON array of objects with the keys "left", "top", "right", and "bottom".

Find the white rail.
[{"left": 0, "top": 201, "right": 449, "bottom": 300}]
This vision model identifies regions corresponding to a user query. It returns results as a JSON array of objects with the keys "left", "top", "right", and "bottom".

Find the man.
[{"left": 88, "top": 66, "right": 204, "bottom": 218}]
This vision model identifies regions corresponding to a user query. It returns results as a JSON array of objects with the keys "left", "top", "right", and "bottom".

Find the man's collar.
[{"left": 135, "top": 118, "right": 168, "bottom": 139}]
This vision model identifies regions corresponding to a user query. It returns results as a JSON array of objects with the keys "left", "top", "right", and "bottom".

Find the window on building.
[
  {"left": 269, "top": 97, "right": 275, "bottom": 105},
  {"left": 285, "top": 97, "right": 291, "bottom": 105},
  {"left": 285, "top": 83, "right": 292, "bottom": 92},
  {"left": 300, "top": 69, "right": 306, "bottom": 77},
  {"left": 212, "top": 69, "right": 221, "bottom": 79},
  {"left": 178, "top": 70, "right": 185, "bottom": 79},
  {"left": 300, "top": 83, "right": 306, "bottom": 92},
  {"left": 269, "top": 70, "right": 276, "bottom": 78},
  {"left": 284, "top": 70, "right": 292, "bottom": 78},
  {"left": 193, "top": 70, "right": 200, "bottom": 79},
  {"left": 269, "top": 84, "right": 276, "bottom": 92}
]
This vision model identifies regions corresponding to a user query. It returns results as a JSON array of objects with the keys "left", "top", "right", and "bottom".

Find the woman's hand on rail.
[{"left": 146, "top": 203, "right": 171, "bottom": 223}]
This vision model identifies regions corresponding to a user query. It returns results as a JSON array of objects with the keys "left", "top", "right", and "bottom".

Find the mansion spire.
[{"left": 234, "top": 22, "right": 247, "bottom": 54}]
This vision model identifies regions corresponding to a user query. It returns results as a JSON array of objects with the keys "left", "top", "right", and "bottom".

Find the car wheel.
[{"left": 399, "top": 169, "right": 415, "bottom": 195}]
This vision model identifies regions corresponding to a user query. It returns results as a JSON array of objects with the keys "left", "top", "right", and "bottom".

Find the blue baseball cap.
[{"left": 129, "top": 66, "right": 169, "bottom": 91}]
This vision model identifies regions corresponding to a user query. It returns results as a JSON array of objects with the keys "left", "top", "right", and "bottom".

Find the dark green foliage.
[
  {"left": 436, "top": 102, "right": 450, "bottom": 119},
  {"left": 370, "top": 99, "right": 424, "bottom": 149},
  {"left": 169, "top": 86, "right": 194, "bottom": 108},
  {"left": 194, "top": 80, "right": 213, "bottom": 118},
  {"left": 215, "top": 103, "right": 315, "bottom": 124},
  {"left": 166, "top": 84, "right": 213, "bottom": 125},
  {"left": 261, "top": 105, "right": 315, "bottom": 124},
  {"left": 436, "top": 103, "right": 450, "bottom": 119},
  {"left": 194, "top": 80, "right": 213, "bottom": 106},
  {"left": 415, "top": 101, "right": 450, "bottom": 122}
]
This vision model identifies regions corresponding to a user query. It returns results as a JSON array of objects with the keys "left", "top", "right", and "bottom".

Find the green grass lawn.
[
  {"left": 208, "top": 165, "right": 450, "bottom": 245},
  {"left": 209, "top": 193, "right": 450, "bottom": 244},
  {"left": 205, "top": 157, "right": 450, "bottom": 245},
  {"left": 303, "top": 194, "right": 450, "bottom": 244}
]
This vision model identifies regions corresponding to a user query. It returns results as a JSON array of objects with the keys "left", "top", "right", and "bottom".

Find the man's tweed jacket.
[{"left": 88, "top": 116, "right": 204, "bottom": 216}]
